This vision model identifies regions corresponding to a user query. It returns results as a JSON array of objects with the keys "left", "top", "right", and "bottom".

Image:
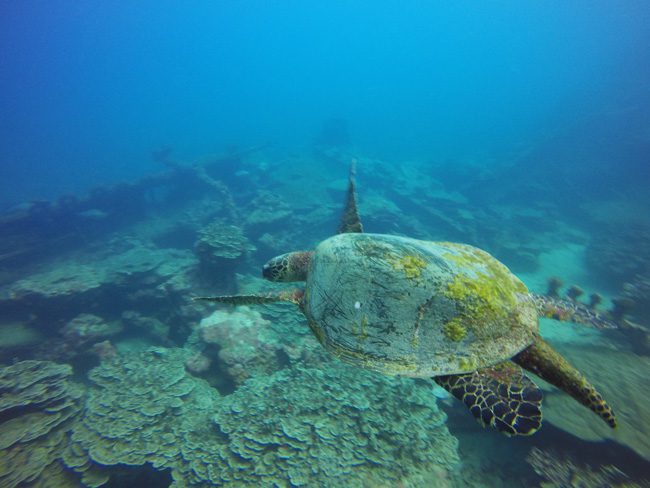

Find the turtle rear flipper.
[
  {"left": 513, "top": 337, "right": 617, "bottom": 428},
  {"left": 338, "top": 159, "right": 364, "bottom": 234},
  {"left": 435, "top": 361, "right": 543, "bottom": 436},
  {"left": 531, "top": 293, "right": 618, "bottom": 329}
]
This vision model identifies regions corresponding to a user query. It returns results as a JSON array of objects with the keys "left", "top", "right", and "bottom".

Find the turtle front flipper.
[
  {"left": 193, "top": 288, "right": 304, "bottom": 306},
  {"left": 513, "top": 337, "right": 616, "bottom": 428},
  {"left": 435, "top": 361, "right": 543, "bottom": 436},
  {"left": 338, "top": 159, "right": 364, "bottom": 234}
]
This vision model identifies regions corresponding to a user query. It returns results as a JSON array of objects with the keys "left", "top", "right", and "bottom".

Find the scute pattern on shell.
[{"left": 304, "top": 233, "right": 537, "bottom": 377}]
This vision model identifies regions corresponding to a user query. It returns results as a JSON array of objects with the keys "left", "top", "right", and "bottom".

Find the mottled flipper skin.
[
  {"left": 531, "top": 293, "right": 617, "bottom": 329},
  {"left": 513, "top": 336, "right": 617, "bottom": 428},
  {"left": 435, "top": 361, "right": 543, "bottom": 436}
]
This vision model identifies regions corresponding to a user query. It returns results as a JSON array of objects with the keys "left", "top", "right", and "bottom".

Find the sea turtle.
[{"left": 194, "top": 162, "right": 617, "bottom": 436}]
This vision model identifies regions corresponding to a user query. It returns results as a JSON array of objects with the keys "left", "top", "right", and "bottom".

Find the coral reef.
[
  {"left": 584, "top": 225, "right": 650, "bottom": 329},
  {"left": 618, "top": 277, "right": 650, "bottom": 331},
  {"left": 4, "top": 149, "right": 648, "bottom": 486},
  {"left": 184, "top": 351, "right": 212, "bottom": 374},
  {"left": 0, "top": 360, "right": 105, "bottom": 488},
  {"left": 0, "top": 239, "right": 199, "bottom": 361},
  {"left": 0, "top": 241, "right": 196, "bottom": 301},
  {"left": 585, "top": 225, "right": 650, "bottom": 287},
  {"left": 526, "top": 447, "right": 646, "bottom": 488},
  {"left": 60, "top": 313, "right": 122, "bottom": 343},
  {"left": 70, "top": 348, "right": 223, "bottom": 487},
  {"left": 244, "top": 191, "right": 293, "bottom": 235},
  {"left": 196, "top": 222, "right": 251, "bottom": 261},
  {"left": 221, "top": 273, "right": 330, "bottom": 368},
  {"left": 188, "top": 306, "right": 286, "bottom": 386},
  {"left": 566, "top": 285, "right": 585, "bottom": 302},
  {"left": 69, "top": 347, "right": 459, "bottom": 487},
  {"left": 121, "top": 310, "right": 171, "bottom": 345},
  {"left": 212, "top": 361, "right": 460, "bottom": 486},
  {"left": 546, "top": 276, "right": 564, "bottom": 298},
  {"left": 194, "top": 221, "right": 253, "bottom": 291}
]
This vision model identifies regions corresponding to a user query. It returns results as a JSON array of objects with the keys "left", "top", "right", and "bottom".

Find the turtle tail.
[
  {"left": 192, "top": 289, "right": 304, "bottom": 306},
  {"left": 513, "top": 337, "right": 617, "bottom": 428}
]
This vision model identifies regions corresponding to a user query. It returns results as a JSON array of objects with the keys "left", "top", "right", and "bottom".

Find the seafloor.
[{"left": 0, "top": 147, "right": 648, "bottom": 487}]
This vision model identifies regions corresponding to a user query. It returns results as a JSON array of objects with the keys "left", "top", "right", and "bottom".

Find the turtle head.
[{"left": 262, "top": 251, "right": 313, "bottom": 282}]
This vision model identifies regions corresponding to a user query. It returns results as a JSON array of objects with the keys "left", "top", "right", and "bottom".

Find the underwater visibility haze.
[{"left": 0, "top": 2, "right": 649, "bottom": 487}]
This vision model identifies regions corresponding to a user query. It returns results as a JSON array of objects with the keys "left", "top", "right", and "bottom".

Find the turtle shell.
[{"left": 303, "top": 233, "right": 538, "bottom": 377}]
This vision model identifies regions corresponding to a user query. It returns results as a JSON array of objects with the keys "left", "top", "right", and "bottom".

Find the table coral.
[
  {"left": 212, "top": 361, "right": 460, "bottom": 487},
  {"left": 60, "top": 313, "right": 123, "bottom": 349},
  {"left": 69, "top": 346, "right": 459, "bottom": 487},
  {"left": 0, "top": 243, "right": 196, "bottom": 300},
  {"left": 0, "top": 360, "right": 105, "bottom": 488},
  {"left": 196, "top": 222, "right": 252, "bottom": 261},
  {"left": 70, "top": 347, "right": 229, "bottom": 486},
  {"left": 194, "top": 221, "right": 254, "bottom": 290}
]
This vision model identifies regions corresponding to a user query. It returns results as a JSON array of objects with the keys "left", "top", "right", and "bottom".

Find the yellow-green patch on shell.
[{"left": 304, "top": 233, "right": 538, "bottom": 377}]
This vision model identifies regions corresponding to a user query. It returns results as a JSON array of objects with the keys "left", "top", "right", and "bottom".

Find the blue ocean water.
[{"left": 0, "top": 2, "right": 649, "bottom": 487}]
